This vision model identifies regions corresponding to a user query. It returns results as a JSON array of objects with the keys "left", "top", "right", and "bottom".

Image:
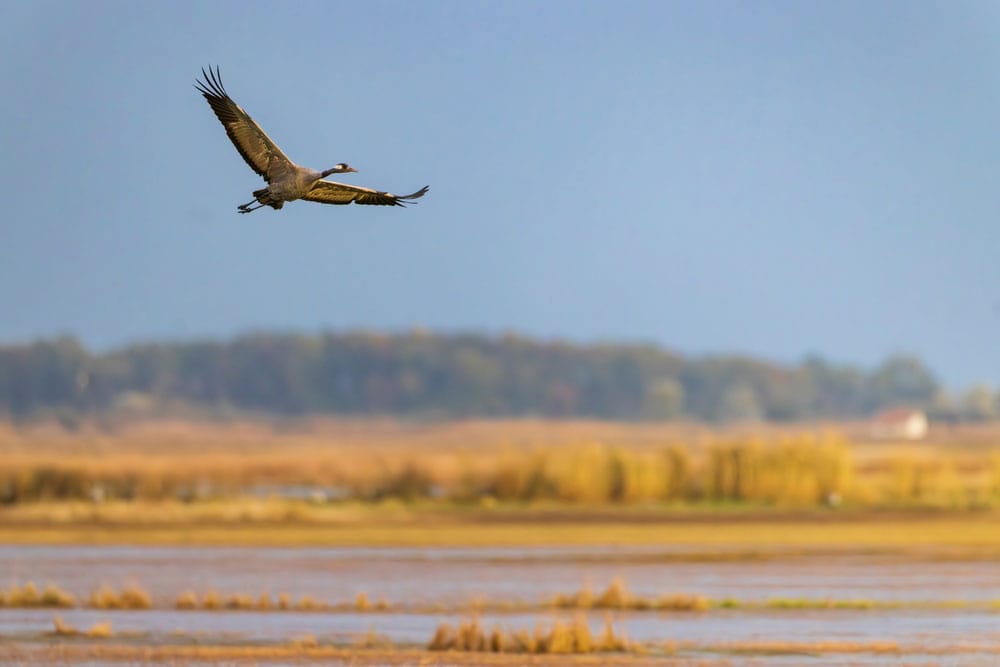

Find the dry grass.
[
  {"left": 353, "top": 591, "right": 390, "bottom": 611},
  {"left": 765, "top": 597, "right": 881, "bottom": 610},
  {"left": 89, "top": 583, "right": 151, "bottom": 609},
  {"left": 2, "top": 420, "right": 1000, "bottom": 559},
  {"left": 84, "top": 620, "right": 114, "bottom": 638},
  {"left": 428, "top": 616, "right": 630, "bottom": 654},
  {"left": 723, "top": 640, "right": 902, "bottom": 655},
  {"left": 173, "top": 589, "right": 336, "bottom": 612},
  {"left": 355, "top": 629, "right": 394, "bottom": 649},
  {"left": 14, "top": 577, "right": 993, "bottom": 615},
  {"left": 0, "top": 643, "right": 670, "bottom": 666},
  {"left": 201, "top": 590, "right": 223, "bottom": 610},
  {"left": 224, "top": 593, "right": 256, "bottom": 610},
  {"left": 553, "top": 579, "right": 709, "bottom": 612},
  {"left": 174, "top": 590, "right": 198, "bottom": 609},
  {"left": 294, "top": 594, "right": 328, "bottom": 611},
  {"left": 40, "top": 583, "right": 76, "bottom": 608},
  {"left": 50, "top": 615, "right": 77, "bottom": 636},
  {"left": 50, "top": 616, "right": 113, "bottom": 638},
  {"left": 1, "top": 418, "right": 998, "bottom": 510},
  {"left": 4, "top": 638, "right": 998, "bottom": 665},
  {"left": 0, "top": 582, "right": 75, "bottom": 608},
  {"left": 8, "top": 512, "right": 990, "bottom": 554}
]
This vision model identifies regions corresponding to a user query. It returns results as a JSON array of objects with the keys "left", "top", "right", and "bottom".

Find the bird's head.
[{"left": 319, "top": 163, "right": 358, "bottom": 178}]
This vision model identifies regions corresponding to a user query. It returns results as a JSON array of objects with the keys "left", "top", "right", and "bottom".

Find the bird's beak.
[{"left": 345, "top": 166, "right": 358, "bottom": 173}]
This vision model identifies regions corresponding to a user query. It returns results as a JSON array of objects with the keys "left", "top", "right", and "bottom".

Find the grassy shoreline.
[
  {"left": 2, "top": 639, "right": 997, "bottom": 666},
  {"left": 1, "top": 503, "right": 998, "bottom": 554}
]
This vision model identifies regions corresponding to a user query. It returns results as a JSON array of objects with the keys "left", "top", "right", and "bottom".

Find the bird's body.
[{"left": 195, "top": 67, "right": 428, "bottom": 213}]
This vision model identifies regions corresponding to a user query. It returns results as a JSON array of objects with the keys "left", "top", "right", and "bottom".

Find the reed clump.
[
  {"left": 174, "top": 590, "right": 198, "bottom": 609},
  {"left": 51, "top": 615, "right": 77, "bottom": 636},
  {"left": 596, "top": 615, "right": 630, "bottom": 652},
  {"left": 201, "top": 590, "right": 223, "bottom": 610},
  {"left": 553, "top": 579, "right": 708, "bottom": 612},
  {"left": 656, "top": 593, "right": 710, "bottom": 611},
  {"left": 174, "top": 589, "right": 331, "bottom": 611},
  {"left": 51, "top": 616, "right": 113, "bottom": 638},
  {"left": 706, "top": 435, "right": 853, "bottom": 505},
  {"left": 551, "top": 584, "right": 594, "bottom": 609},
  {"left": 353, "top": 591, "right": 389, "bottom": 611},
  {"left": 595, "top": 578, "right": 630, "bottom": 609},
  {"left": 40, "top": 583, "right": 77, "bottom": 608},
  {"left": 89, "top": 584, "right": 151, "bottom": 609},
  {"left": 224, "top": 593, "right": 255, "bottom": 610},
  {"left": 85, "top": 621, "right": 114, "bottom": 638},
  {"left": 766, "top": 597, "right": 881, "bottom": 610},
  {"left": 355, "top": 629, "right": 393, "bottom": 649},
  {"left": 294, "top": 595, "right": 327, "bottom": 611},
  {"left": 427, "top": 616, "right": 630, "bottom": 654},
  {"left": 1, "top": 582, "right": 75, "bottom": 608},
  {"left": 726, "top": 640, "right": 901, "bottom": 655}
]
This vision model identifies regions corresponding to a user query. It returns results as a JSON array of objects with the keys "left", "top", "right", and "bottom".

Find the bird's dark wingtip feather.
[
  {"left": 399, "top": 186, "right": 430, "bottom": 201},
  {"left": 210, "top": 65, "right": 224, "bottom": 95},
  {"left": 195, "top": 65, "right": 229, "bottom": 100}
]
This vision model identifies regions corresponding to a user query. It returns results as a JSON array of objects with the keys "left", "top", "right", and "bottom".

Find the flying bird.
[{"left": 195, "top": 66, "right": 428, "bottom": 214}]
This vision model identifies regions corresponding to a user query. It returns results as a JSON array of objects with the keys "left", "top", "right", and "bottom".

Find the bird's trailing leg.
[
  {"left": 238, "top": 188, "right": 274, "bottom": 213},
  {"left": 237, "top": 192, "right": 267, "bottom": 212},
  {"left": 237, "top": 200, "right": 265, "bottom": 214}
]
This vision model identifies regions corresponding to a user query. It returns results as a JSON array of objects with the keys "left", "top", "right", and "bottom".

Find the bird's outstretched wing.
[
  {"left": 302, "top": 181, "right": 430, "bottom": 207},
  {"left": 195, "top": 66, "right": 292, "bottom": 182}
]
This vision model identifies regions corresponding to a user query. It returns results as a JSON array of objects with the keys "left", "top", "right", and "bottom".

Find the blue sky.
[{"left": 1, "top": 1, "right": 997, "bottom": 387}]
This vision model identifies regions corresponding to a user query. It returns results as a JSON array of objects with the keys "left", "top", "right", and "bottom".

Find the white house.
[{"left": 870, "top": 408, "right": 929, "bottom": 440}]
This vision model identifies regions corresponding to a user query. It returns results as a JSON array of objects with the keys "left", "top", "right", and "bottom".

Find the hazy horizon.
[{"left": 2, "top": 1, "right": 998, "bottom": 388}]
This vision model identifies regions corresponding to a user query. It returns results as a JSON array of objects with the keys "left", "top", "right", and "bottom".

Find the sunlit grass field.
[
  {"left": 1, "top": 500, "right": 998, "bottom": 555},
  {"left": 2, "top": 417, "right": 998, "bottom": 666},
  {"left": 0, "top": 418, "right": 998, "bottom": 551}
]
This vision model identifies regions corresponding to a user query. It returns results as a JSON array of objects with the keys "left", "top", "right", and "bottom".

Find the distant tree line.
[{"left": 0, "top": 331, "right": 988, "bottom": 422}]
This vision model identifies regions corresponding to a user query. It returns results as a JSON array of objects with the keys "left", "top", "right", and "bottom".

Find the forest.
[{"left": 0, "top": 331, "right": 976, "bottom": 422}]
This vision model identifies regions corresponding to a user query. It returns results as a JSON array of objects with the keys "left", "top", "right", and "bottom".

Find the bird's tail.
[{"left": 250, "top": 188, "right": 283, "bottom": 210}]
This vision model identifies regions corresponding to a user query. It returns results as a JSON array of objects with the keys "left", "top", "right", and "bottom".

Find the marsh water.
[{"left": 1, "top": 544, "right": 998, "bottom": 662}]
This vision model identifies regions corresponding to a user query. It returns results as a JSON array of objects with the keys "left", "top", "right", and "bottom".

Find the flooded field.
[
  {"left": 1, "top": 544, "right": 998, "bottom": 665},
  {"left": 2, "top": 544, "right": 999, "bottom": 605}
]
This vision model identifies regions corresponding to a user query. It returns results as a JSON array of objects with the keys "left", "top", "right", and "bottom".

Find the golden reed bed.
[{"left": 1, "top": 418, "right": 998, "bottom": 510}]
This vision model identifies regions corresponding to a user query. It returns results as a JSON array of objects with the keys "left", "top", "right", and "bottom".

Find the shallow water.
[
  {"left": 1, "top": 544, "right": 996, "bottom": 604},
  {"left": 1, "top": 605, "right": 998, "bottom": 646},
  {"left": 0, "top": 544, "right": 997, "bottom": 661}
]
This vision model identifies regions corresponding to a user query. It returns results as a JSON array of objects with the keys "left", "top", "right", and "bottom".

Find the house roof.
[{"left": 872, "top": 407, "right": 925, "bottom": 424}]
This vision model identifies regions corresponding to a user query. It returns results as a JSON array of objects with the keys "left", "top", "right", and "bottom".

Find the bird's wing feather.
[
  {"left": 302, "top": 181, "right": 430, "bottom": 207},
  {"left": 195, "top": 66, "right": 291, "bottom": 182}
]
